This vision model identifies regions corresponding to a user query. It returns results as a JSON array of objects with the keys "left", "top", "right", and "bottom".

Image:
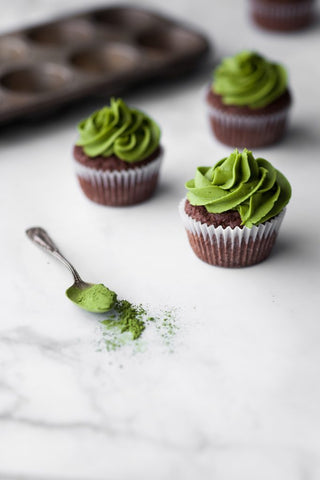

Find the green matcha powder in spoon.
[{"left": 26, "top": 227, "right": 116, "bottom": 313}]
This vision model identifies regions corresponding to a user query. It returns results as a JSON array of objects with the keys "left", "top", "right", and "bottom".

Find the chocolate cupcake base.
[
  {"left": 250, "top": 0, "right": 315, "bottom": 31},
  {"left": 73, "top": 148, "right": 163, "bottom": 206},
  {"left": 206, "top": 89, "right": 291, "bottom": 148},
  {"left": 179, "top": 199, "right": 286, "bottom": 268}
]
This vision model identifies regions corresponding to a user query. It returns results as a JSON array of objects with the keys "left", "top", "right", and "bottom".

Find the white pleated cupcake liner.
[
  {"left": 74, "top": 153, "right": 163, "bottom": 206},
  {"left": 250, "top": 0, "right": 314, "bottom": 18},
  {"left": 207, "top": 104, "right": 290, "bottom": 147},
  {"left": 207, "top": 104, "right": 289, "bottom": 127},
  {"left": 179, "top": 198, "right": 286, "bottom": 267}
]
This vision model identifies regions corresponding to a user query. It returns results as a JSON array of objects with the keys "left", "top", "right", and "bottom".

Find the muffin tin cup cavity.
[
  {"left": 91, "top": 7, "right": 164, "bottom": 35},
  {"left": 136, "top": 27, "right": 207, "bottom": 60},
  {"left": 26, "top": 19, "right": 95, "bottom": 47},
  {"left": 1, "top": 64, "right": 72, "bottom": 95},
  {"left": 0, "top": 36, "right": 28, "bottom": 62},
  {"left": 70, "top": 44, "right": 140, "bottom": 75}
]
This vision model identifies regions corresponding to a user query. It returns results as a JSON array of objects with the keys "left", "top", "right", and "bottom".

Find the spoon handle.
[
  {"left": 26, "top": 226, "right": 62, "bottom": 254},
  {"left": 26, "top": 227, "right": 83, "bottom": 285}
]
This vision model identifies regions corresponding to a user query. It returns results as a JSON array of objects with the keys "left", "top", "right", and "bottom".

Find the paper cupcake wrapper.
[
  {"left": 74, "top": 153, "right": 162, "bottom": 206},
  {"left": 207, "top": 104, "right": 290, "bottom": 148},
  {"left": 179, "top": 198, "right": 286, "bottom": 268},
  {"left": 250, "top": 0, "right": 314, "bottom": 30},
  {"left": 250, "top": 0, "right": 314, "bottom": 18}
]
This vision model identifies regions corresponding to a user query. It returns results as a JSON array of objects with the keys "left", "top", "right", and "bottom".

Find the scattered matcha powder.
[
  {"left": 100, "top": 299, "right": 178, "bottom": 352},
  {"left": 113, "top": 300, "right": 146, "bottom": 339},
  {"left": 156, "top": 309, "right": 179, "bottom": 347}
]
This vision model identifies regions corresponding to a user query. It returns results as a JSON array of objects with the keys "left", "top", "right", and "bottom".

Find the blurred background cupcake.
[
  {"left": 179, "top": 149, "right": 291, "bottom": 268},
  {"left": 249, "top": 0, "right": 316, "bottom": 31},
  {"left": 73, "top": 98, "right": 163, "bottom": 206},
  {"left": 206, "top": 51, "right": 292, "bottom": 148}
]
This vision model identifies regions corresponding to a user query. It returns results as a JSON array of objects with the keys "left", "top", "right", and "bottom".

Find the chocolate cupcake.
[
  {"left": 206, "top": 51, "right": 292, "bottom": 148},
  {"left": 249, "top": 0, "right": 315, "bottom": 31},
  {"left": 179, "top": 149, "right": 291, "bottom": 268},
  {"left": 73, "top": 98, "right": 162, "bottom": 206}
]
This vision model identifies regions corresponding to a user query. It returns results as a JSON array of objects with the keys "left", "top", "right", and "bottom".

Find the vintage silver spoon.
[{"left": 26, "top": 227, "right": 116, "bottom": 313}]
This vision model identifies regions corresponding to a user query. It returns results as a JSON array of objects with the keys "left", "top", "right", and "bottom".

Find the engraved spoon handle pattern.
[{"left": 26, "top": 227, "right": 87, "bottom": 287}]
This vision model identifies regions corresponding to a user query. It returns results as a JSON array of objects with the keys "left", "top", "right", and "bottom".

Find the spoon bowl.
[
  {"left": 26, "top": 227, "right": 117, "bottom": 313},
  {"left": 66, "top": 282, "right": 116, "bottom": 313}
]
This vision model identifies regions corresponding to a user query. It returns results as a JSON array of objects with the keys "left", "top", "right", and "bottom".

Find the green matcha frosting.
[
  {"left": 186, "top": 149, "right": 291, "bottom": 228},
  {"left": 76, "top": 98, "right": 161, "bottom": 162},
  {"left": 212, "top": 51, "right": 288, "bottom": 109}
]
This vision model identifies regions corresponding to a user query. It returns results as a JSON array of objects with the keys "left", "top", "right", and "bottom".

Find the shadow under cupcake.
[
  {"left": 73, "top": 98, "right": 163, "bottom": 206},
  {"left": 180, "top": 149, "right": 291, "bottom": 268}
]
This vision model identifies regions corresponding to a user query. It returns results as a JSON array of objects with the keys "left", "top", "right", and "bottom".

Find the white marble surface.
[{"left": 1, "top": 0, "right": 320, "bottom": 479}]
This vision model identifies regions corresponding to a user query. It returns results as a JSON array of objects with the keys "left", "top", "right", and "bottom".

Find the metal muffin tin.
[{"left": 0, "top": 5, "right": 210, "bottom": 124}]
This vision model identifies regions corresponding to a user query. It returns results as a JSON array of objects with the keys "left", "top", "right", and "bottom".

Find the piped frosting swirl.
[
  {"left": 212, "top": 51, "right": 288, "bottom": 109},
  {"left": 76, "top": 98, "right": 161, "bottom": 163},
  {"left": 186, "top": 149, "right": 291, "bottom": 228}
]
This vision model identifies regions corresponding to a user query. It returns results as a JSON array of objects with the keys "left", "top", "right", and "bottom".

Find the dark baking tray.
[{"left": 0, "top": 5, "right": 210, "bottom": 124}]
